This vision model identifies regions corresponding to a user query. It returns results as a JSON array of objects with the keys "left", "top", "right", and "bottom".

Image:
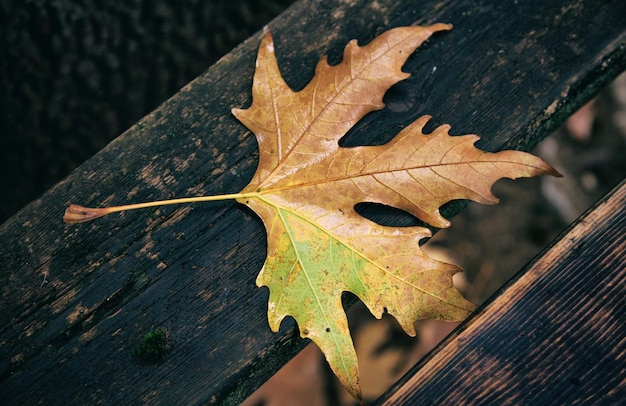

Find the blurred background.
[
  {"left": 2, "top": 1, "right": 624, "bottom": 405},
  {"left": 0, "top": 0, "right": 295, "bottom": 223}
]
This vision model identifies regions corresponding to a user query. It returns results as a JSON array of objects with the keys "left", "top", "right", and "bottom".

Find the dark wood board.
[
  {"left": 1, "top": 0, "right": 624, "bottom": 404},
  {"left": 379, "top": 179, "right": 626, "bottom": 405}
]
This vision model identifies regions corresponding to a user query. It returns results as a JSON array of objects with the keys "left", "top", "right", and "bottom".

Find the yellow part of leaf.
[{"left": 232, "top": 24, "right": 559, "bottom": 400}]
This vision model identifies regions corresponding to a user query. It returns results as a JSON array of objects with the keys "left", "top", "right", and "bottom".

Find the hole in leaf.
[{"left": 354, "top": 202, "right": 424, "bottom": 228}]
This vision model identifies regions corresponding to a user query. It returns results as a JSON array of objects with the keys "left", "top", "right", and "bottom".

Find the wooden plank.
[
  {"left": 1, "top": 0, "right": 624, "bottom": 404},
  {"left": 379, "top": 179, "right": 626, "bottom": 405}
]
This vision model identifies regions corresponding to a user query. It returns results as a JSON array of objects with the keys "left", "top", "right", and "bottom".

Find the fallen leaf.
[
  {"left": 231, "top": 24, "right": 559, "bottom": 399},
  {"left": 64, "top": 23, "right": 560, "bottom": 401}
]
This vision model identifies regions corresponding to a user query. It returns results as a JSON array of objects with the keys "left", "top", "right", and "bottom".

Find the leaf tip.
[
  {"left": 259, "top": 30, "right": 275, "bottom": 52},
  {"left": 548, "top": 166, "right": 564, "bottom": 178},
  {"left": 231, "top": 107, "right": 243, "bottom": 118},
  {"left": 426, "top": 22, "right": 453, "bottom": 33}
]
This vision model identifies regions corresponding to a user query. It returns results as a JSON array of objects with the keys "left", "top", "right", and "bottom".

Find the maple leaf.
[
  {"left": 64, "top": 24, "right": 560, "bottom": 401},
  {"left": 230, "top": 25, "right": 559, "bottom": 399}
]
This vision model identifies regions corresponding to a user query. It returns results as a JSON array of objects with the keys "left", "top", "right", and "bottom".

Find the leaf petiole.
[{"left": 63, "top": 192, "right": 258, "bottom": 224}]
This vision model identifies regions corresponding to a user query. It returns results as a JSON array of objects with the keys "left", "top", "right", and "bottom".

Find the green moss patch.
[{"left": 132, "top": 328, "right": 168, "bottom": 363}]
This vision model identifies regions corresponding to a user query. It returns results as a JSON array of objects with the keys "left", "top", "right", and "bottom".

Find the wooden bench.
[{"left": 1, "top": 0, "right": 624, "bottom": 404}]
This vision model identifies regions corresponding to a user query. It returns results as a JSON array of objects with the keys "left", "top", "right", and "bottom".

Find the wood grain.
[
  {"left": 0, "top": 0, "right": 624, "bottom": 404},
  {"left": 379, "top": 180, "right": 626, "bottom": 405}
]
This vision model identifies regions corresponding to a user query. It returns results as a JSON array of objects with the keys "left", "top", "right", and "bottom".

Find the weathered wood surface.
[
  {"left": 1, "top": 0, "right": 624, "bottom": 404},
  {"left": 379, "top": 179, "right": 626, "bottom": 405}
]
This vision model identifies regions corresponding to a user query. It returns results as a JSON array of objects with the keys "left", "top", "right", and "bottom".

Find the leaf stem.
[{"left": 63, "top": 192, "right": 258, "bottom": 224}]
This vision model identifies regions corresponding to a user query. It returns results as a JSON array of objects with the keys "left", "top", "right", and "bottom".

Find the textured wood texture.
[
  {"left": 379, "top": 180, "right": 626, "bottom": 405},
  {"left": 0, "top": 0, "right": 624, "bottom": 404}
]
